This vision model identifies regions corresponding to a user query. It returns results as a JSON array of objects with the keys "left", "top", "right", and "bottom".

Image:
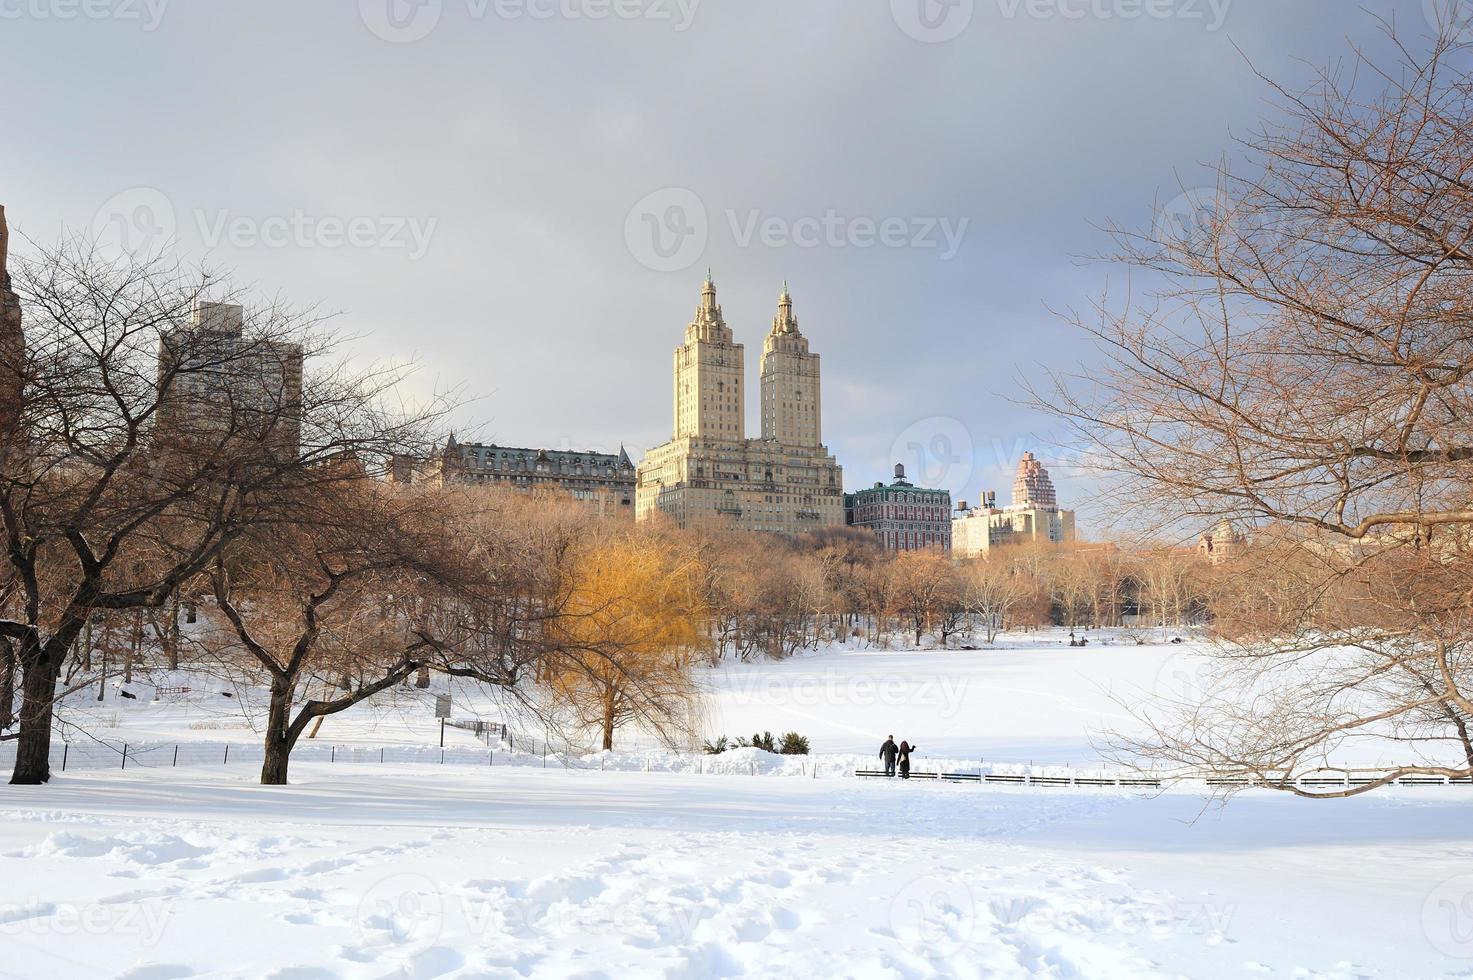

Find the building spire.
[
  {"left": 0, "top": 205, "right": 9, "bottom": 289},
  {"left": 771, "top": 280, "right": 799, "bottom": 335},
  {"left": 687, "top": 269, "right": 731, "bottom": 344},
  {"left": 700, "top": 269, "right": 718, "bottom": 311}
]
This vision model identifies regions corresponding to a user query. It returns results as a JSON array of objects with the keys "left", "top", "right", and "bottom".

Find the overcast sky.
[{"left": 0, "top": 0, "right": 1436, "bottom": 531}]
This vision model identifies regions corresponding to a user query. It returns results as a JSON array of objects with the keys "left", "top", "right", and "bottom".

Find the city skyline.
[{"left": 0, "top": 1, "right": 1428, "bottom": 533}]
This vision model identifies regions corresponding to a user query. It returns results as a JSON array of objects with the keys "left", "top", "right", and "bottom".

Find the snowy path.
[{"left": 4, "top": 765, "right": 1471, "bottom": 979}]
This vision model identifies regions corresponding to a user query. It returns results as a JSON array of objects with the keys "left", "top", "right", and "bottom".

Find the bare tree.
[
  {"left": 0, "top": 232, "right": 445, "bottom": 783},
  {"left": 958, "top": 555, "right": 1026, "bottom": 644},
  {"left": 1040, "top": 22, "right": 1473, "bottom": 794}
]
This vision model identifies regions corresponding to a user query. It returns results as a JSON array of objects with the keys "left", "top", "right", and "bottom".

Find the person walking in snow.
[
  {"left": 879, "top": 735, "right": 899, "bottom": 777},
  {"left": 897, "top": 740, "right": 917, "bottom": 780}
]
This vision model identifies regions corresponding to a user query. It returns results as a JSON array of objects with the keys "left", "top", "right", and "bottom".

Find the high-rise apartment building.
[
  {"left": 953, "top": 452, "right": 1077, "bottom": 556},
  {"left": 156, "top": 302, "right": 304, "bottom": 459}
]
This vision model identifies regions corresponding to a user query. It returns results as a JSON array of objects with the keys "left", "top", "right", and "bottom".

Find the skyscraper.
[
  {"left": 637, "top": 275, "right": 844, "bottom": 534},
  {"left": 155, "top": 301, "right": 304, "bottom": 459}
]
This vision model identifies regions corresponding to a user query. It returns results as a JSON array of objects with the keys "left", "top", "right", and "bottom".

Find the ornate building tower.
[
  {"left": 759, "top": 283, "right": 822, "bottom": 447},
  {"left": 0, "top": 206, "right": 24, "bottom": 438},
  {"left": 1012, "top": 451, "right": 1058, "bottom": 508},
  {"left": 674, "top": 271, "right": 745, "bottom": 441}
]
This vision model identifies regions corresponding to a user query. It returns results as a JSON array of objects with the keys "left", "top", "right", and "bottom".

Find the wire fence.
[{"left": 1, "top": 737, "right": 1468, "bottom": 793}]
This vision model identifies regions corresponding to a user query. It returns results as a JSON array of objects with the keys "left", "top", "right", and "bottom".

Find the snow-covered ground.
[
  {"left": 40, "top": 629, "right": 1206, "bottom": 763},
  {"left": 5, "top": 630, "right": 1473, "bottom": 978},
  {"left": 4, "top": 766, "right": 1472, "bottom": 979}
]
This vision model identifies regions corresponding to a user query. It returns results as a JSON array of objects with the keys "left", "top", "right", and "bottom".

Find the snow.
[
  {"left": 3, "top": 766, "right": 1471, "bottom": 978},
  {"left": 4, "top": 630, "right": 1472, "bottom": 978}
]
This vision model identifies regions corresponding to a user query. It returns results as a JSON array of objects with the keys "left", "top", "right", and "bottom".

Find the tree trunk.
[
  {"left": 601, "top": 691, "right": 615, "bottom": 751},
  {"left": 0, "top": 639, "right": 14, "bottom": 731},
  {"left": 261, "top": 734, "right": 293, "bottom": 785},
  {"left": 260, "top": 680, "right": 296, "bottom": 785},
  {"left": 11, "top": 659, "right": 59, "bottom": 784},
  {"left": 125, "top": 610, "right": 143, "bottom": 684},
  {"left": 163, "top": 590, "right": 181, "bottom": 670}
]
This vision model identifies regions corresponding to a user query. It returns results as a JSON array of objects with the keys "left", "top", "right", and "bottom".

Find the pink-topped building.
[
  {"left": 1012, "top": 452, "right": 1058, "bottom": 509},
  {"left": 952, "top": 452, "right": 1077, "bottom": 557}
]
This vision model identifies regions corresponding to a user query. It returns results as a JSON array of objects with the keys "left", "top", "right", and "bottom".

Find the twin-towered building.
[
  {"left": 389, "top": 271, "right": 1076, "bottom": 549},
  {"left": 635, "top": 275, "right": 846, "bottom": 534}
]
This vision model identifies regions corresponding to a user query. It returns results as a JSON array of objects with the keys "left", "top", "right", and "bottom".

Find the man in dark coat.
[
  {"left": 879, "top": 735, "right": 899, "bottom": 776},
  {"left": 898, "top": 741, "right": 917, "bottom": 779}
]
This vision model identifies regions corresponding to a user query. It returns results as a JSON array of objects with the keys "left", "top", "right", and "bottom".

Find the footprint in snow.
[{"left": 111, "top": 966, "right": 195, "bottom": 980}]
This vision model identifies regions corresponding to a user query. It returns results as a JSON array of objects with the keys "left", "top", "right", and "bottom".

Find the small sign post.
[{"left": 435, "top": 695, "right": 451, "bottom": 747}]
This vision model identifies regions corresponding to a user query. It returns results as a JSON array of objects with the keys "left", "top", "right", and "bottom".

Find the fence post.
[
  {"left": 223, "top": 744, "right": 229, "bottom": 765},
  {"left": 489, "top": 750, "right": 493, "bottom": 767},
  {"left": 331, "top": 745, "right": 336, "bottom": 764},
  {"left": 121, "top": 744, "right": 128, "bottom": 770},
  {"left": 380, "top": 747, "right": 384, "bottom": 764},
  {"left": 173, "top": 745, "right": 178, "bottom": 768},
  {"left": 62, "top": 744, "right": 68, "bottom": 772}
]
